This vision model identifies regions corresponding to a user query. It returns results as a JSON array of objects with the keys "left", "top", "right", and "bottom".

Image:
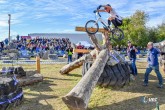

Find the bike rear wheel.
[
  {"left": 85, "top": 20, "right": 99, "bottom": 34},
  {"left": 111, "top": 28, "right": 124, "bottom": 41}
]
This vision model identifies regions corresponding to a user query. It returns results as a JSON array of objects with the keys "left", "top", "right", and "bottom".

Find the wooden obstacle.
[
  {"left": 60, "top": 26, "right": 125, "bottom": 110},
  {"left": 76, "top": 26, "right": 108, "bottom": 33},
  {"left": 73, "top": 49, "right": 90, "bottom": 54}
]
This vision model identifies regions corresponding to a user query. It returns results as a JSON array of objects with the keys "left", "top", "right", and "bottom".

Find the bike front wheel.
[
  {"left": 85, "top": 20, "right": 99, "bottom": 34},
  {"left": 111, "top": 28, "right": 124, "bottom": 41}
]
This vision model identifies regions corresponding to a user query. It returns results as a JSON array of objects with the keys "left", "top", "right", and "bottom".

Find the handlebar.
[
  {"left": 93, "top": 10, "right": 101, "bottom": 17},
  {"left": 93, "top": 5, "right": 103, "bottom": 17}
]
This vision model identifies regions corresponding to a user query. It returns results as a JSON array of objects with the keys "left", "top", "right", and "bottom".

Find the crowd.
[
  {"left": 0, "top": 37, "right": 71, "bottom": 55},
  {"left": 18, "top": 37, "right": 71, "bottom": 53}
]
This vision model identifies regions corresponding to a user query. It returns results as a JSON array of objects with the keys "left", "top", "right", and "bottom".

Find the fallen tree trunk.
[
  {"left": 88, "top": 34, "right": 102, "bottom": 51},
  {"left": 59, "top": 49, "right": 96, "bottom": 74},
  {"left": 62, "top": 49, "right": 109, "bottom": 110}
]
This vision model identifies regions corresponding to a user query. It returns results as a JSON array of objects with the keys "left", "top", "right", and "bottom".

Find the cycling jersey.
[{"left": 109, "top": 8, "right": 122, "bottom": 21}]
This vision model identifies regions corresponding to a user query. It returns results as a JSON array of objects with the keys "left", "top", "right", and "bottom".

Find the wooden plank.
[
  {"left": 75, "top": 26, "right": 107, "bottom": 33},
  {"left": 73, "top": 49, "right": 90, "bottom": 53}
]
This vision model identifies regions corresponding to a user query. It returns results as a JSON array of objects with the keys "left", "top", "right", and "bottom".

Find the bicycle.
[{"left": 85, "top": 6, "right": 124, "bottom": 41}]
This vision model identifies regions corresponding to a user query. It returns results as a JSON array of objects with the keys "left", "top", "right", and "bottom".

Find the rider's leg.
[
  {"left": 108, "top": 17, "right": 117, "bottom": 28},
  {"left": 108, "top": 20, "right": 111, "bottom": 26},
  {"left": 111, "top": 19, "right": 118, "bottom": 28}
]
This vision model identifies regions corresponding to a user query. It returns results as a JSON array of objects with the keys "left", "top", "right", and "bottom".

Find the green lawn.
[{"left": 2, "top": 62, "right": 165, "bottom": 110}]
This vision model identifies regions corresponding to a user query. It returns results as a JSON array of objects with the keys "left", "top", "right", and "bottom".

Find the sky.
[{"left": 0, "top": 0, "right": 165, "bottom": 40}]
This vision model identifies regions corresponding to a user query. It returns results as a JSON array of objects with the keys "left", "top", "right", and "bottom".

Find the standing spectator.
[
  {"left": 127, "top": 41, "right": 138, "bottom": 77},
  {"left": 16, "top": 35, "right": 20, "bottom": 41},
  {"left": 116, "top": 45, "right": 121, "bottom": 54},
  {"left": 76, "top": 43, "right": 84, "bottom": 59},
  {"left": 4, "top": 38, "right": 8, "bottom": 45},
  {"left": 143, "top": 42, "right": 165, "bottom": 88},
  {"left": 66, "top": 44, "right": 73, "bottom": 64}
]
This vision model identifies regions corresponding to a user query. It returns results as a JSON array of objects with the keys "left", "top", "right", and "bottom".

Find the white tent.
[{"left": 153, "top": 40, "right": 165, "bottom": 47}]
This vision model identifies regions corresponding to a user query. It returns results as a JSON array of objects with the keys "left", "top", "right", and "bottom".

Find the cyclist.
[{"left": 95, "top": 4, "right": 123, "bottom": 28}]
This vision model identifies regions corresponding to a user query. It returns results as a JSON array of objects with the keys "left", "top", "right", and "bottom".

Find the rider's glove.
[
  {"left": 97, "top": 5, "right": 102, "bottom": 9},
  {"left": 93, "top": 10, "right": 97, "bottom": 13}
]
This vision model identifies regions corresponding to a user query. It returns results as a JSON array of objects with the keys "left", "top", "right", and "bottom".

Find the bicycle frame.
[{"left": 95, "top": 12, "right": 109, "bottom": 28}]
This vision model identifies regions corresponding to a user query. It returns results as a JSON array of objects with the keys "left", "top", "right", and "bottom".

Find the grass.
[{"left": 1, "top": 62, "right": 165, "bottom": 110}]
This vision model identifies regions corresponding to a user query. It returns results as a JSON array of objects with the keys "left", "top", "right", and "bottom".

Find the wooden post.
[
  {"left": 102, "top": 32, "right": 112, "bottom": 51},
  {"left": 88, "top": 34, "right": 102, "bottom": 51},
  {"left": 36, "top": 56, "right": 40, "bottom": 73}
]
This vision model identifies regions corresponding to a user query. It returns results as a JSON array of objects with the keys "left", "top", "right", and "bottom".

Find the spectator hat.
[{"left": 147, "top": 42, "right": 153, "bottom": 46}]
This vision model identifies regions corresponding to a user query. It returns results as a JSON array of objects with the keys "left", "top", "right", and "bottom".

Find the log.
[
  {"left": 62, "top": 49, "right": 109, "bottom": 110},
  {"left": 102, "top": 32, "right": 112, "bottom": 51},
  {"left": 88, "top": 34, "right": 102, "bottom": 51},
  {"left": 59, "top": 50, "right": 96, "bottom": 74}
]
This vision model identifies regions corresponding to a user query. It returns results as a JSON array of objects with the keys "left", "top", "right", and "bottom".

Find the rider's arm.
[{"left": 97, "top": 10, "right": 106, "bottom": 12}]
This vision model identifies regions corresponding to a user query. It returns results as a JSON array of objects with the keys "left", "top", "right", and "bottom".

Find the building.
[{"left": 28, "top": 33, "right": 102, "bottom": 44}]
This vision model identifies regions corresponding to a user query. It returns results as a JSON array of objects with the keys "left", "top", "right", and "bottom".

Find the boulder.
[
  {"left": 14, "top": 66, "right": 26, "bottom": 77},
  {"left": 42, "top": 51, "right": 49, "bottom": 59},
  {"left": 48, "top": 54, "right": 58, "bottom": 60},
  {"left": 18, "top": 70, "right": 43, "bottom": 86}
]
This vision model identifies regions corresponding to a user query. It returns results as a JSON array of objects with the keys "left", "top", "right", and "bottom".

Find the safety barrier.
[{"left": 0, "top": 60, "right": 67, "bottom": 65}]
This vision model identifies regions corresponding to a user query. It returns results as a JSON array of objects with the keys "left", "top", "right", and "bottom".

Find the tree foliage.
[{"left": 112, "top": 10, "right": 164, "bottom": 47}]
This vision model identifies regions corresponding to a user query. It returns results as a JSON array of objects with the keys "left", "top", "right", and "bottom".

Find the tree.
[
  {"left": 112, "top": 10, "right": 149, "bottom": 47},
  {"left": 129, "top": 10, "right": 149, "bottom": 46},
  {"left": 157, "top": 22, "right": 165, "bottom": 42},
  {"left": 147, "top": 27, "right": 158, "bottom": 43}
]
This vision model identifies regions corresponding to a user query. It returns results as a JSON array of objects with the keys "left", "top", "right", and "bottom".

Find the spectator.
[
  {"left": 143, "top": 42, "right": 165, "bottom": 88},
  {"left": 16, "top": 35, "right": 20, "bottom": 41},
  {"left": 66, "top": 44, "right": 73, "bottom": 64},
  {"left": 0, "top": 37, "right": 72, "bottom": 58},
  {"left": 76, "top": 43, "right": 84, "bottom": 59},
  {"left": 116, "top": 45, "right": 121, "bottom": 54},
  {"left": 4, "top": 38, "right": 8, "bottom": 45},
  {"left": 127, "top": 41, "right": 138, "bottom": 77}
]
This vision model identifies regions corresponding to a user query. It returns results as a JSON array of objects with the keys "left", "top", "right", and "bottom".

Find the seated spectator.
[{"left": 36, "top": 45, "right": 41, "bottom": 53}]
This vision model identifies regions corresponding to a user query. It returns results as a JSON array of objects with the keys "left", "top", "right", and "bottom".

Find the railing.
[{"left": 0, "top": 60, "right": 67, "bottom": 65}]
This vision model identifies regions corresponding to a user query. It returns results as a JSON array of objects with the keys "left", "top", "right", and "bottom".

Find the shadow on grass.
[
  {"left": 117, "top": 73, "right": 165, "bottom": 95},
  {"left": 44, "top": 76, "right": 75, "bottom": 81},
  {"left": 15, "top": 92, "right": 57, "bottom": 110},
  {"left": 96, "top": 73, "right": 165, "bottom": 110},
  {"left": 25, "top": 80, "right": 56, "bottom": 92},
  {"left": 67, "top": 74, "right": 82, "bottom": 77},
  {"left": 89, "top": 96, "right": 158, "bottom": 110}
]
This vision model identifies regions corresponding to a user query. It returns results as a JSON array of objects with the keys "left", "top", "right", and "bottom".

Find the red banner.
[{"left": 21, "top": 36, "right": 31, "bottom": 39}]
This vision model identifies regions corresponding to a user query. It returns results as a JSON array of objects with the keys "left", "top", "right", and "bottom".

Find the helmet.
[{"left": 106, "top": 4, "right": 111, "bottom": 7}]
